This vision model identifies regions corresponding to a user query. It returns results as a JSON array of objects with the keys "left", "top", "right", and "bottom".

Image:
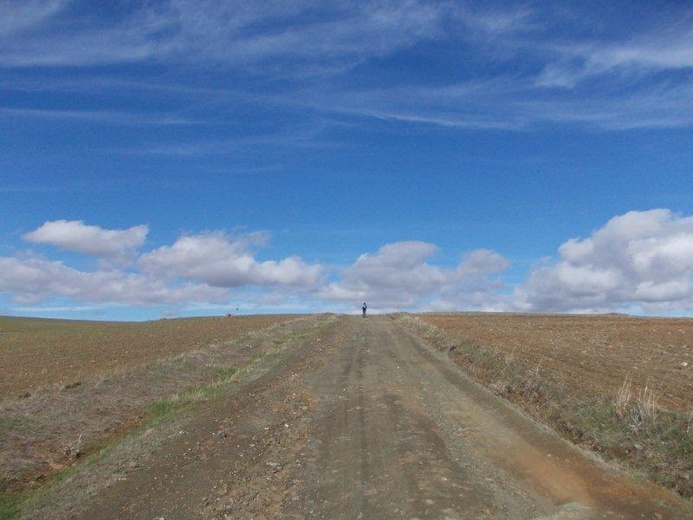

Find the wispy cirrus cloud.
[
  {"left": 0, "top": 0, "right": 66, "bottom": 38},
  {"left": 0, "top": 106, "right": 200, "bottom": 126},
  {"left": 452, "top": 2, "right": 538, "bottom": 41},
  {"left": 535, "top": 25, "right": 693, "bottom": 88},
  {"left": 0, "top": 0, "right": 447, "bottom": 70},
  {"left": 2, "top": 1, "right": 692, "bottom": 134},
  {"left": 520, "top": 83, "right": 693, "bottom": 130},
  {"left": 305, "top": 76, "right": 693, "bottom": 131}
]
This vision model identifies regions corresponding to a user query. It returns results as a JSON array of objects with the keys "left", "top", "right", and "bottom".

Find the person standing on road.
[{"left": 362, "top": 302, "right": 367, "bottom": 317}]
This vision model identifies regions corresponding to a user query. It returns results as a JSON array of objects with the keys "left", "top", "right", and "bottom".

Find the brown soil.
[
  {"left": 0, "top": 314, "right": 303, "bottom": 495},
  {"left": 27, "top": 316, "right": 688, "bottom": 519},
  {"left": 0, "top": 315, "right": 296, "bottom": 398},
  {"left": 418, "top": 313, "right": 693, "bottom": 412}
]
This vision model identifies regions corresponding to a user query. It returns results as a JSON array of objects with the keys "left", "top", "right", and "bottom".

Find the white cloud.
[
  {"left": 0, "top": 106, "right": 198, "bottom": 126},
  {"left": 0, "top": 0, "right": 66, "bottom": 38},
  {"left": 23, "top": 220, "right": 148, "bottom": 261},
  {"left": 2, "top": 2, "right": 692, "bottom": 133},
  {"left": 140, "top": 231, "right": 323, "bottom": 288},
  {"left": 320, "top": 241, "right": 509, "bottom": 310},
  {"left": 5, "top": 213, "right": 693, "bottom": 317},
  {"left": 314, "top": 73, "right": 693, "bottom": 131},
  {"left": 185, "top": 0, "right": 446, "bottom": 66},
  {"left": 0, "top": 0, "right": 447, "bottom": 70},
  {"left": 453, "top": 3, "right": 537, "bottom": 40},
  {"left": 1, "top": 224, "right": 323, "bottom": 312},
  {"left": 535, "top": 30, "right": 693, "bottom": 89},
  {"left": 0, "top": 1, "right": 165, "bottom": 67},
  {"left": 0, "top": 256, "right": 226, "bottom": 306},
  {"left": 514, "top": 209, "right": 693, "bottom": 313},
  {"left": 458, "top": 248, "right": 510, "bottom": 275}
]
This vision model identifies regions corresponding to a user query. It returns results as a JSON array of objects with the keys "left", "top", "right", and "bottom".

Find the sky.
[{"left": 1, "top": 0, "right": 692, "bottom": 320}]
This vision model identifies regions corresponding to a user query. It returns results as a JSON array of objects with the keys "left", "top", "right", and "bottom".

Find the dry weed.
[
  {"left": 616, "top": 378, "right": 661, "bottom": 433},
  {"left": 490, "top": 382, "right": 510, "bottom": 397},
  {"left": 634, "top": 380, "right": 659, "bottom": 426},
  {"left": 614, "top": 376, "right": 632, "bottom": 420},
  {"left": 64, "top": 434, "right": 83, "bottom": 459},
  {"left": 518, "top": 357, "right": 544, "bottom": 400}
]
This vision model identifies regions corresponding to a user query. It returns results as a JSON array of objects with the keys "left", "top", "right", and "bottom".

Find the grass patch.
[
  {"left": 146, "top": 367, "right": 244, "bottom": 421},
  {"left": 0, "top": 493, "right": 23, "bottom": 520},
  {"left": 398, "top": 315, "right": 693, "bottom": 499},
  {"left": 214, "top": 367, "right": 238, "bottom": 381},
  {"left": 148, "top": 399, "right": 177, "bottom": 419},
  {"left": 0, "top": 417, "right": 34, "bottom": 434}
]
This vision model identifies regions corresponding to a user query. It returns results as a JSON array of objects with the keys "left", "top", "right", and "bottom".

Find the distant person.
[{"left": 362, "top": 302, "right": 367, "bottom": 317}]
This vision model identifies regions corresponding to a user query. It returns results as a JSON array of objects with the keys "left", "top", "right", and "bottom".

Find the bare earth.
[
  {"left": 0, "top": 315, "right": 295, "bottom": 397},
  {"left": 420, "top": 313, "right": 693, "bottom": 412},
  {"left": 69, "top": 316, "right": 687, "bottom": 519}
]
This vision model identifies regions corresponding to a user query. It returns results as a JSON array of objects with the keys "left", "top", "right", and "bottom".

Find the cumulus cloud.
[
  {"left": 140, "top": 231, "right": 323, "bottom": 288},
  {"left": 0, "top": 256, "right": 226, "bottom": 306},
  {"left": 514, "top": 209, "right": 693, "bottom": 313},
  {"left": 5, "top": 212, "right": 693, "bottom": 317},
  {"left": 320, "top": 241, "right": 509, "bottom": 310},
  {"left": 1, "top": 224, "right": 321, "bottom": 311},
  {"left": 458, "top": 248, "right": 510, "bottom": 275},
  {"left": 23, "top": 220, "right": 148, "bottom": 261}
]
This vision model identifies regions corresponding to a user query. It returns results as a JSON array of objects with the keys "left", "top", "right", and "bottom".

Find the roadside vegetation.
[{"left": 398, "top": 314, "right": 693, "bottom": 499}]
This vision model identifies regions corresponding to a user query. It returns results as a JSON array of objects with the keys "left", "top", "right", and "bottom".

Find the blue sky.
[{"left": 1, "top": 0, "right": 692, "bottom": 320}]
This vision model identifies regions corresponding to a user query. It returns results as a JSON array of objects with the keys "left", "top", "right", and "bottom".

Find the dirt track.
[{"left": 72, "top": 316, "right": 688, "bottom": 519}]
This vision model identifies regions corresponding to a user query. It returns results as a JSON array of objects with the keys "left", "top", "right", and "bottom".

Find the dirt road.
[{"left": 71, "top": 316, "right": 687, "bottom": 519}]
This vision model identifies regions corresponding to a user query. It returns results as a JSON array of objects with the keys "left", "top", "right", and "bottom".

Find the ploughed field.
[
  {"left": 0, "top": 314, "right": 301, "bottom": 500},
  {"left": 0, "top": 315, "right": 295, "bottom": 397},
  {"left": 419, "top": 313, "right": 693, "bottom": 412}
]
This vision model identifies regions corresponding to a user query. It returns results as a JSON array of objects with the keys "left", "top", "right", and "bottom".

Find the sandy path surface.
[{"left": 72, "top": 316, "right": 688, "bottom": 519}]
